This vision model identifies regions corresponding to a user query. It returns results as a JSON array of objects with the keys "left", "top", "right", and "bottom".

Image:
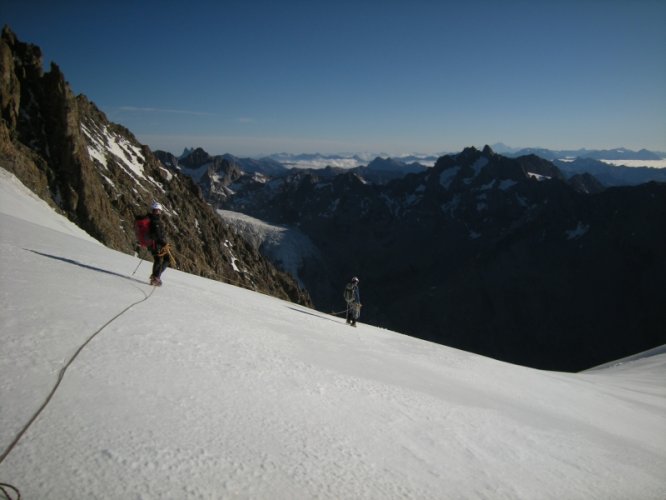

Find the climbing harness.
[{"left": 157, "top": 243, "right": 177, "bottom": 267}]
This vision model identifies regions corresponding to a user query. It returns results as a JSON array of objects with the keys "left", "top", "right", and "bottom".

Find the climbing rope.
[
  {"left": 0, "top": 284, "right": 157, "bottom": 498},
  {"left": 157, "top": 243, "right": 177, "bottom": 267},
  {"left": 0, "top": 482, "right": 20, "bottom": 500}
]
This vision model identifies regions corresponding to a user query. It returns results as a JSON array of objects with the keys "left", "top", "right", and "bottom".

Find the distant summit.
[{"left": 180, "top": 147, "right": 194, "bottom": 158}]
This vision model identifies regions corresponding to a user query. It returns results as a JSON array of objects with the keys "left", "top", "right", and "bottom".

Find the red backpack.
[{"left": 134, "top": 216, "right": 153, "bottom": 248}]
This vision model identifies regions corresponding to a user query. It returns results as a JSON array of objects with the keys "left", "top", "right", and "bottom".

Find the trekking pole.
[{"left": 131, "top": 248, "right": 144, "bottom": 276}]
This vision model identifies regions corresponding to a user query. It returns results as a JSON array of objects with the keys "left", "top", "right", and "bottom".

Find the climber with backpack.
[
  {"left": 134, "top": 201, "right": 174, "bottom": 286},
  {"left": 343, "top": 276, "right": 361, "bottom": 327}
]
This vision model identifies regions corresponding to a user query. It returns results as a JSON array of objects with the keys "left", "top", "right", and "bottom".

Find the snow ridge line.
[{"left": 0, "top": 285, "right": 158, "bottom": 466}]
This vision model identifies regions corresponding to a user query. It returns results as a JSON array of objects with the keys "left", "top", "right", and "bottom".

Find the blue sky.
[{"left": 3, "top": 0, "right": 665, "bottom": 156}]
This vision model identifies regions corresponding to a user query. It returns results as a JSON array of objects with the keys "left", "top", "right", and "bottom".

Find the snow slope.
[{"left": 1, "top": 167, "right": 665, "bottom": 499}]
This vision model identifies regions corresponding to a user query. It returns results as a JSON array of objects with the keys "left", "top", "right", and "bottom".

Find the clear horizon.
[{"left": 3, "top": 0, "right": 665, "bottom": 156}]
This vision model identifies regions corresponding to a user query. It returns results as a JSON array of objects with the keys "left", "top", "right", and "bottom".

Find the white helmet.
[
  {"left": 151, "top": 201, "right": 163, "bottom": 211},
  {"left": 351, "top": 276, "right": 359, "bottom": 283}
]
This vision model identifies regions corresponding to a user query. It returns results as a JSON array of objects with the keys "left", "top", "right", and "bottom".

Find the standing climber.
[
  {"left": 147, "top": 201, "right": 169, "bottom": 286},
  {"left": 343, "top": 276, "right": 361, "bottom": 326},
  {"left": 135, "top": 201, "right": 171, "bottom": 286}
]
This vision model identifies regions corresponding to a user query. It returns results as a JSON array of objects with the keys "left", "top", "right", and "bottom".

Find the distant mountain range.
[
  {"left": 553, "top": 158, "right": 666, "bottom": 186},
  {"left": 264, "top": 147, "right": 665, "bottom": 167},
  {"left": 263, "top": 152, "right": 441, "bottom": 169},
  {"left": 168, "top": 144, "right": 666, "bottom": 371},
  {"left": 491, "top": 143, "right": 665, "bottom": 160},
  {"left": 165, "top": 146, "right": 666, "bottom": 188}
]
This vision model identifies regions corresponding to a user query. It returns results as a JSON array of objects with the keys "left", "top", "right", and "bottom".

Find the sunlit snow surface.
[{"left": 1, "top": 167, "right": 665, "bottom": 499}]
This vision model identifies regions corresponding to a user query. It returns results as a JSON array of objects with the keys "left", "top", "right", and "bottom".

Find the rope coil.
[{"left": 157, "top": 243, "right": 177, "bottom": 267}]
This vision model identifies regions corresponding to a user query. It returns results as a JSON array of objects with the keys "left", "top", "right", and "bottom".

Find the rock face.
[
  {"left": 0, "top": 26, "right": 310, "bottom": 306},
  {"left": 210, "top": 144, "right": 666, "bottom": 372}
]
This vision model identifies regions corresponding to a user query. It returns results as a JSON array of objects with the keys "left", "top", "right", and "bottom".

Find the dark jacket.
[{"left": 148, "top": 213, "right": 167, "bottom": 247}]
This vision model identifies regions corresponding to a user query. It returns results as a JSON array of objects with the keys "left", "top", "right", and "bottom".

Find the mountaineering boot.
[{"left": 150, "top": 275, "right": 162, "bottom": 286}]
